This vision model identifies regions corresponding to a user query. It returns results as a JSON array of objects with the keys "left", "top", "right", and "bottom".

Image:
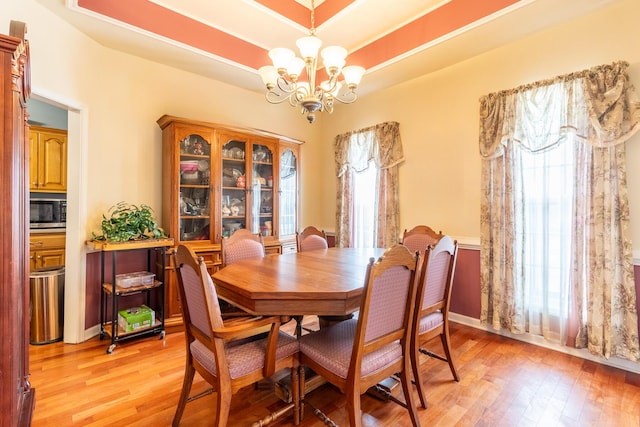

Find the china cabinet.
[
  {"left": 278, "top": 141, "right": 300, "bottom": 253},
  {"left": 29, "top": 125, "right": 67, "bottom": 193},
  {"left": 157, "top": 115, "right": 303, "bottom": 330},
  {"left": 1, "top": 21, "right": 34, "bottom": 425},
  {"left": 219, "top": 130, "right": 278, "bottom": 244}
]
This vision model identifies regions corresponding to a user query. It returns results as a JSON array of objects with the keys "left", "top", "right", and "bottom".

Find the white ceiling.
[{"left": 35, "top": 0, "right": 616, "bottom": 96}]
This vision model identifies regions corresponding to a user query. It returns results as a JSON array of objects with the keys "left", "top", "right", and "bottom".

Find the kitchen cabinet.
[
  {"left": 156, "top": 115, "right": 303, "bottom": 330},
  {"left": 29, "top": 125, "right": 67, "bottom": 192},
  {"left": 29, "top": 232, "right": 65, "bottom": 271},
  {"left": 90, "top": 238, "right": 173, "bottom": 354}
]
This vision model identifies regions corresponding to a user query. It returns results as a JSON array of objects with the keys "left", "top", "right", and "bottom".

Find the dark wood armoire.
[{"left": 0, "top": 21, "right": 34, "bottom": 426}]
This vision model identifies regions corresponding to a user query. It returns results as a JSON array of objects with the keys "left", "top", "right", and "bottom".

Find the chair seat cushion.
[
  {"left": 299, "top": 319, "right": 401, "bottom": 379},
  {"left": 419, "top": 311, "right": 444, "bottom": 334},
  {"left": 191, "top": 331, "right": 299, "bottom": 379}
]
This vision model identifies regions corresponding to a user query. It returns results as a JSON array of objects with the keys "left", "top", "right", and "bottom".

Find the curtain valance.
[
  {"left": 479, "top": 61, "right": 640, "bottom": 159},
  {"left": 335, "top": 121, "right": 403, "bottom": 177}
]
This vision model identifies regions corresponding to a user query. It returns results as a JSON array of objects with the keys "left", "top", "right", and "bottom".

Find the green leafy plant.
[{"left": 92, "top": 202, "right": 167, "bottom": 242}]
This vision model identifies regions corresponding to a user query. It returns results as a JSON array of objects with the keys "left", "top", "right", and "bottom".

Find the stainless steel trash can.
[{"left": 30, "top": 266, "right": 65, "bottom": 344}]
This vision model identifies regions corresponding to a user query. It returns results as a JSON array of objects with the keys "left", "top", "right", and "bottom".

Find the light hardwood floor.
[{"left": 29, "top": 321, "right": 640, "bottom": 426}]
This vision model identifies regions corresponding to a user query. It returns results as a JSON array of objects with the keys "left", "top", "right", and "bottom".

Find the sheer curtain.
[
  {"left": 334, "top": 122, "right": 403, "bottom": 248},
  {"left": 479, "top": 61, "right": 640, "bottom": 361}
]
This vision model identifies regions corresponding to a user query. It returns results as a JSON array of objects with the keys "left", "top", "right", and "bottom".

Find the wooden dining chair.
[
  {"left": 296, "top": 225, "right": 329, "bottom": 252},
  {"left": 172, "top": 244, "right": 300, "bottom": 427},
  {"left": 401, "top": 225, "right": 444, "bottom": 254},
  {"left": 296, "top": 225, "right": 353, "bottom": 330},
  {"left": 221, "top": 228, "right": 265, "bottom": 267},
  {"left": 298, "top": 244, "right": 422, "bottom": 427},
  {"left": 410, "top": 235, "right": 460, "bottom": 409},
  {"left": 219, "top": 229, "right": 265, "bottom": 316}
]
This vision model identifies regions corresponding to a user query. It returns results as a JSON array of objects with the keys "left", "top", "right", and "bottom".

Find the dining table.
[
  {"left": 211, "top": 247, "right": 386, "bottom": 317},
  {"left": 211, "top": 246, "right": 399, "bottom": 417}
]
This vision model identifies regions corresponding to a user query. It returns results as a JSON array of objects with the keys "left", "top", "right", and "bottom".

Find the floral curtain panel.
[
  {"left": 479, "top": 61, "right": 640, "bottom": 361},
  {"left": 334, "top": 122, "right": 403, "bottom": 248}
]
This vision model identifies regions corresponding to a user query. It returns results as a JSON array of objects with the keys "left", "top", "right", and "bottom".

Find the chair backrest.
[
  {"left": 351, "top": 244, "right": 420, "bottom": 376},
  {"left": 401, "top": 225, "right": 444, "bottom": 254},
  {"left": 416, "top": 235, "right": 458, "bottom": 317},
  {"left": 173, "top": 244, "right": 223, "bottom": 345},
  {"left": 221, "top": 228, "right": 265, "bottom": 266},
  {"left": 296, "top": 226, "right": 328, "bottom": 252}
]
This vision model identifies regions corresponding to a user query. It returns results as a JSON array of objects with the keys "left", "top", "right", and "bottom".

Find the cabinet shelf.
[
  {"left": 180, "top": 184, "right": 209, "bottom": 189},
  {"left": 101, "top": 319, "right": 164, "bottom": 341},
  {"left": 180, "top": 153, "right": 208, "bottom": 159},
  {"left": 101, "top": 280, "right": 162, "bottom": 296}
]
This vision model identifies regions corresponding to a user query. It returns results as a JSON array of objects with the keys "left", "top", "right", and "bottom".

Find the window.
[
  {"left": 515, "top": 134, "right": 575, "bottom": 339},
  {"left": 479, "top": 61, "right": 640, "bottom": 360},
  {"left": 334, "top": 122, "right": 403, "bottom": 248},
  {"left": 351, "top": 161, "right": 378, "bottom": 248}
]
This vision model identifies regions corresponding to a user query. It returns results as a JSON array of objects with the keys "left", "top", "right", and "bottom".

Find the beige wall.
[
  {"left": 320, "top": 0, "right": 640, "bottom": 245},
  {"left": 2, "top": 0, "right": 324, "bottom": 342},
  {"left": 4, "top": 0, "right": 640, "bottom": 341}
]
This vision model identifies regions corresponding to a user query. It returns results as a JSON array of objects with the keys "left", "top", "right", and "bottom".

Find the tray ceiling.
[{"left": 37, "top": 0, "right": 615, "bottom": 96}]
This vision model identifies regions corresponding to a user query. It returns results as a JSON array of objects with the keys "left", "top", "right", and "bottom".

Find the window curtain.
[
  {"left": 334, "top": 122, "right": 403, "bottom": 248},
  {"left": 479, "top": 61, "right": 640, "bottom": 361}
]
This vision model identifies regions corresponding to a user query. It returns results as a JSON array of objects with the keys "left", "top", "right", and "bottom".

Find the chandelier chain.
[{"left": 310, "top": 0, "right": 316, "bottom": 35}]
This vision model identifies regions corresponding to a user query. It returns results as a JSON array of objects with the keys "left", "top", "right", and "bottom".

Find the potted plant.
[{"left": 92, "top": 202, "right": 167, "bottom": 243}]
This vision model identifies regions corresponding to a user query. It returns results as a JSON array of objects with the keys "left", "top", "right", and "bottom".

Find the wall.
[
  {"left": 2, "top": 0, "right": 323, "bottom": 342},
  {"left": 315, "top": 0, "right": 640, "bottom": 370},
  {"left": 319, "top": 0, "right": 640, "bottom": 246},
  {"left": 5, "top": 0, "right": 640, "bottom": 352}
]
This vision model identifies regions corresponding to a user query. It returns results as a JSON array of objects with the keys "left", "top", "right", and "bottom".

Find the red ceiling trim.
[
  {"left": 254, "top": 0, "right": 355, "bottom": 28},
  {"left": 349, "top": 0, "right": 521, "bottom": 70},
  {"left": 77, "top": 0, "right": 520, "bottom": 73},
  {"left": 77, "top": 0, "right": 270, "bottom": 68}
]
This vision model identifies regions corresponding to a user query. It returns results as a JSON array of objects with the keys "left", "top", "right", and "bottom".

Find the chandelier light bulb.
[
  {"left": 269, "top": 48, "right": 295, "bottom": 74},
  {"left": 258, "top": 65, "right": 278, "bottom": 89},
  {"left": 342, "top": 65, "right": 366, "bottom": 89},
  {"left": 286, "top": 57, "right": 305, "bottom": 81},
  {"left": 296, "top": 35, "right": 322, "bottom": 61},
  {"left": 321, "top": 46, "right": 347, "bottom": 75}
]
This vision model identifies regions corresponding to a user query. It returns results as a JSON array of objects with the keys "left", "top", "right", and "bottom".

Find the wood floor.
[{"left": 29, "top": 321, "right": 640, "bottom": 427}]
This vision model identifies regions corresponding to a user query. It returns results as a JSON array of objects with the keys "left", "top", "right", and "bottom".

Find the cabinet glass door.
[
  {"left": 179, "top": 134, "right": 211, "bottom": 242},
  {"left": 251, "top": 143, "right": 274, "bottom": 237},
  {"left": 221, "top": 138, "right": 247, "bottom": 238},
  {"left": 279, "top": 148, "right": 298, "bottom": 237}
]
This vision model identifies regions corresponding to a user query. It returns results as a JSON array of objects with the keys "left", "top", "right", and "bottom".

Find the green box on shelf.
[{"left": 118, "top": 305, "right": 155, "bottom": 332}]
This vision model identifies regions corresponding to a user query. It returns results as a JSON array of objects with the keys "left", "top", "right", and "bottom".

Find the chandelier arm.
[
  {"left": 321, "top": 97, "right": 334, "bottom": 114},
  {"left": 276, "top": 77, "right": 296, "bottom": 94},
  {"left": 333, "top": 90, "right": 358, "bottom": 105},
  {"left": 265, "top": 91, "right": 295, "bottom": 105}
]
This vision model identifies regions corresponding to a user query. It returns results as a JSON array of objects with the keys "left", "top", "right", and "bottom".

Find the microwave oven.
[{"left": 30, "top": 198, "right": 67, "bottom": 229}]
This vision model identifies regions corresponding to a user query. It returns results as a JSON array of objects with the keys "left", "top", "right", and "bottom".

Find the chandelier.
[{"left": 258, "top": 0, "right": 365, "bottom": 124}]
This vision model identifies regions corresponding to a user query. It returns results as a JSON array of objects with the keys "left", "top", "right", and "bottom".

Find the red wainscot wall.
[{"left": 449, "top": 247, "right": 640, "bottom": 337}]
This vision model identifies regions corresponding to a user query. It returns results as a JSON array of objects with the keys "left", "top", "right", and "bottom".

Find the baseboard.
[{"left": 449, "top": 313, "right": 640, "bottom": 374}]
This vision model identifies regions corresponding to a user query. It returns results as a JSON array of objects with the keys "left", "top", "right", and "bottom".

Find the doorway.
[{"left": 28, "top": 92, "right": 88, "bottom": 344}]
